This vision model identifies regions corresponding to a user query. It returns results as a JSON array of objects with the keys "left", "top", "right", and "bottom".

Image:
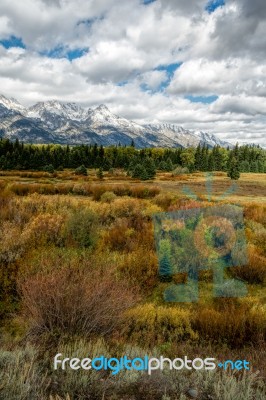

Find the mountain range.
[{"left": 0, "top": 94, "right": 232, "bottom": 148}]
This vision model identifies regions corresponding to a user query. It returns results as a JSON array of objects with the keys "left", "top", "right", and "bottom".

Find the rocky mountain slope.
[{"left": 0, "top": 94, "right": 232, "bottom": 148}]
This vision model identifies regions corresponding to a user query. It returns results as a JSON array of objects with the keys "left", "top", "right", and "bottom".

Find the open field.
[
  {"left": 0, "top": 170, "right": 265, "bottom": 399},
  {"left": 0, "top": 170, "right": 265, "bottom": 202}
]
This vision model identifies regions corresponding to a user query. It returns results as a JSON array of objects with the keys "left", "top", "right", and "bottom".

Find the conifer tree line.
[{"left": 0, "top": 138, "right": 265, "bottom": 178}]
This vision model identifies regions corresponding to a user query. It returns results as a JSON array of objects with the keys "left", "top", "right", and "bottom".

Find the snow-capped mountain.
[
  {"left": 0, "top": 94, "right": 26, "bottom": 114},
  {"left": 27, "top": 100, "right": 89, "bottom": 122},
  {"left": 0, "top": 94, "right": 232, "bottom": 148}
]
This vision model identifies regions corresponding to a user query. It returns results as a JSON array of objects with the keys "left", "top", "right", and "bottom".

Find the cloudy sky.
[{"left": 0, "top": 0, "right": 265, "bottom": 145}]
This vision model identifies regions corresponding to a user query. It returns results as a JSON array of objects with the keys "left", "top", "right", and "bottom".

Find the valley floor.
[{"left": 0, "top": 170, "right": 265, "bottom": 399}]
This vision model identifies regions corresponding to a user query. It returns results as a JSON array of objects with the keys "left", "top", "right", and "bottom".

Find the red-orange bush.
[{"left": 19, "top": 267, "right": 138, "bottom": 339}]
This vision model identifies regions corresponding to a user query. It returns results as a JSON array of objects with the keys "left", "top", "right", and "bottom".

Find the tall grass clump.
[{"left": 0, "top": 346, "right": 46, "bottom": 400}]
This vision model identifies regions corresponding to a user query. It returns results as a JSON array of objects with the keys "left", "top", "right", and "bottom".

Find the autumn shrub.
[
  {"left": 0, "top": 184, "right": 12, "bottom": 204},
  {"left": 102, "top": 206, "right": 155, "bottom": 253},
  {"left": 168, "top": 198, "right": 208, "bottom": 212},
  {"left": 129, "top": 185, "right": 160, "bottom": 199},
  {"left": 28, "top": 183, "right": 56, "bottom": 195},
  {"left": 122, "top": 304, "right": 197, "bottom": 347},
  {"left": 117, "top": 247, "right": 158, "bottom": 290},
  {"left": 8, "top": 181, "right": 160, "bottom": 201},
  {"left": 0, "top": 187, "right": 16, "bottom": 221},
  {"left": 245, "top": 204, "right": 266, "bottom": 226},
  {"left": 18, "top": 246, "right": 94, "bottom": 281},
  {"left": 0, "top": 221, "right": 25, "bottom": 263},
  {"left": 16, "top": 171, "right": 50, "bottom": 178},
  {"left": 0, "top": 261, "right": 20, "bottom": 320},
  {"left": 53, "top": 184, "right": 75, "bottom": 195},
  {"left": 0, "top": 179, "right": 7, "bottom": 189},
  {"left": 100, "top": 190, "right": 117, "bottom": 203},
  {"left": 0, "top": 220, "right": 25, "bottom": 319},
  {"left": 246, "top": 220, "right": 266, "bottom": 254},
  {"left": 9, "top": 183, "right": 75, "bottom": 196},
  {"left": 192, "top": 302, "right": 266, "bottom": 346},
  {"left": 90, "top": 184, "right": 160, "bottom": 200},
  {"left": 231, "top": 245, "right": 266, "bottom": 284},
  {"left": 103, "top": 218, "right": 136, "bottom": 252},
  {"left": 9, "top": 183, "right": 31, "bottom": 196},
  {"left": 110, "top": 197, "right": 143, "bottom": 219},
  {"left": 22, "top": 213, "right": 65, "bottom": 247},
  {"left": 64, "top": 208, "right": 98, "bottom": 248},
  {"left": 19, "top": 266, "right": 138, "bottom": 340},
  {"left": 90, "top": 184, "right": 131, "bottom": 200},
  {"left": 153, "top": 193, "right": 176, "bottom": 210},
  {"left": 91, "top": 184, "right": 110, "bottom": 200},
  {"left": 72, "top": 183, "right": 91, "bottom": 195}
]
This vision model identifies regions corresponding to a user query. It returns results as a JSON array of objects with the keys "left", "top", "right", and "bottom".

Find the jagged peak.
[
  {"left": 0, "top": 93, "right": 26, "bottom": 113},
  {"left": 0, "top": 93, "right": 234, "bottom": 148},
  {"left": 95, "top": 104, "right": 110, "bottom": 112},
  {"left": 27, "top": 99, "right": 88, "bottom": 121}
]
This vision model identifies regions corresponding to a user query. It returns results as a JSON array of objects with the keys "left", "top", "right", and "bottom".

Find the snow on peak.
[
  {"left": 0, "top": 94, "right": 233, "bottom": 148},
  {"left": 96, "top": 104, "right": 110, "bottom": 112},
  {"left": 27, "top": 100, "right": 88, "bottom": 121},
  {"left": 0, "top": 94, "right": 26, "bottom": 114}
]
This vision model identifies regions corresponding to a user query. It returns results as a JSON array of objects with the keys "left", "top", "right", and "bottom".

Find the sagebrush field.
[{"left": 0, "top": 169, "right": 265, "bottom": 400}]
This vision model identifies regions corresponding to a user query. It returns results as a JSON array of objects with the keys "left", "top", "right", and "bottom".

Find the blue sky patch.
[
  {"left": 143, "top": 0, "right": 157, "bottom": 5},
  {"left": 156, "top": 62, "right": 182, "bottom": 78},
  {"left": 0, "top": 36, "right": 26, "bottom": 49},
  {"left": 205, "top": 0, "right": 225, "bottom": 14},
  {"left": 40, "top": 46, "right": 88, "bottom": 60},
  {"left": 155, "top": 62, "right": 182, "bottom": 91},
  {"left": 66, "top": 48, "right": 88, "bottom": 60},
  {"left": 140, "top": 83, "right": 150, "bottom": 92},
  {"left": 117, "top": 80, "right": 129, "bottom": 87},
  {"left": 186, "top": 95, "right": 218, "bottom": 104},
  {"left": 138, "top": 63, "right": 182, "bottom": 93}
]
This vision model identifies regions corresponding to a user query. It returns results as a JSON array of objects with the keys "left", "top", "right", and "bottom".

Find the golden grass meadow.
[{"left": 0, "top": 168, "right": 265, "bottom": 399}]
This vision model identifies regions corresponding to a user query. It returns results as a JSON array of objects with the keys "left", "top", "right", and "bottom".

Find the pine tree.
[
  {"left": 240, "top": 160, "right": 250, "bottom": 172},
  {"left": 194, "top": 144, "right": 201, "bottom": 170},
  {"left": 165, "top": 157, "right": 174, "bottom": 172},
  {"left": 159, "top": 254, "right": 172, "bottom": 282},
  {"left": 258, "top": 160, "right": 265, "bottom": 173},
  {"left": 208, "top": 153, "right": 215, "bottom": 171},
  {"left": 75, "top": 164, "right": 88, "bottom": 175},
  {"left": 202, "top": 146, "right": 209, "bottom": 171},
  {"left": 215, "top": 147, "right": 223, "bottom": 171},
  {"left": 139, "top": 167, "right": 149, "bottom": 180},
  {"left": 159, "top": 160, "right": 168, "bottom": 171},
  {"left": 43, "top": 164, "right": 55, "bottom": 173},
  {"left": 143, "top": 157, "right": 156, "bottom": 179},
  {"left": 227, "top": 157, "right": 240, "bottom": 180},
  {"left": 97, "top": 167, "right": 104, "bottom": 180},
  {"left": 250, "top": 161, "right": 259, "bottom": 173},
  {"left": 132, "top": 163, "right": 148, "bottom": 180}
]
